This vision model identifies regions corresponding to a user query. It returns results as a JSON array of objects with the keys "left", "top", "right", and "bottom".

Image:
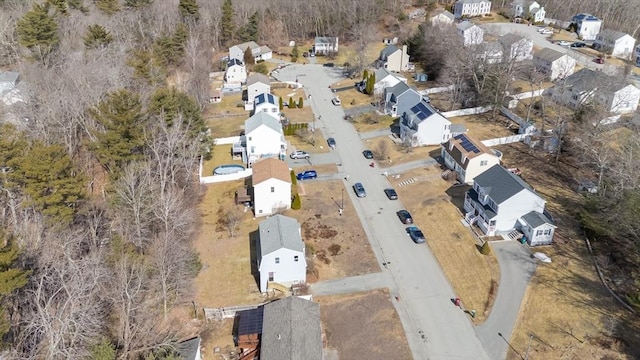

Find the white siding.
[
  {"left": 462, "top": 153, "right": 501, "bottom": 184},
  {"left": 226, "top": 64, "right": 247, "bottom": 84},
  {"left": 608, "top": 85, "right": 640, "bottom": 113},
  {"left": 254, "top": 103, "right": 280, "bottom": 121},
  {"left": 415, "top": 114, "right": 452, "bottom": 145},
  {"left": 247, "top": 83, "right": 271, "bottom": 104},
  {"left": 491, "top": 190, "right": 545, "bottom": 233},
  {"left": 254, "top": 178, "right": 291, "bottom": 217},
  {"left": 259, "top": 248, "right": 306, "bottom": 292},
  {"left": 246, "top": 125, "right": 286, "bottom": 164}
]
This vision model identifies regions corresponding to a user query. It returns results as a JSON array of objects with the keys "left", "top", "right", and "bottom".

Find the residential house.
[
  {"left": 409, "top": 8, "right": 427, "bottom": 20},
  {"left": 552, "top": 68, "right": 640, "bottom": 114},
  {"left": 478, "top": 41, "right": 504, "bottom": 64},
  {"left": 236, "top": 297, "right": 322, "bottom": 360},
  {"left": 256, "top": 215, "right": 307, "bottom": 292},
  {"left": 378, "top": 45, "right": 411, "bottom": 72},
  {"left": 429, "top": 9, "right": 455, "bottom": 26},
  {"left": 511, "top": 0, "right": 546, "bottom": 23},
  {"left": 253, "top": 92, "right": 280, "bottom": 120},
  {"left": 463, "top": 165, "right": 554, "bottom": 245},
  {"left": 533, "top": 48, "right": 576, "bottom": 80},
  {"left": 224, "top": 58, "right": 247, "bottom": 85},
  {"left": 0, "top": 71, "right": 25, "bottom": 106},
  {"left": 499, "top": 33, "right": 533, "bottom": 62},
  {"left": 177, "top": 337, "right": 202, "bottom": 360},
  {"left": 400, "top": 100, "right": 452, "bottom": 146},
  {"left": 594, "top": 30, "right": 636, "bottom": 60},
  {"left": 313, "top": 37, "right": 339, "bottom": 55},
  {"left": 383, "top": 81, "right": 423, "bottom": 117},
  {"left": 636, "top": 44, "right": 640, "bottom": 66},
  {"left": 252, "top": 158, "right": 291, "bottom": 216},
  {"left": 229, "top": 41, "right": 273, "bottom": 63},
  {"left": 357, "top": 68, "right": 407, "bottom": 95},
  {"left": 454, "top": 0, "right": 492, "bottom": 19},
  {"left": 570, "top": 13, "right": 602, "bottom": 41},
  {"left": 209, "top": 88, "right": 222, "bottom": 103},
  {"left": 517, "top": 211, "right": 556, "bottom": 246},
  {"left": 441, "top": 134, "right": 501, "bottom": 184},
  {"left": 245, "top": 73, "right": 271, "bottom": 107},
  {"left": 261, "top": 297, "right": 322, "bottom": 360},
  {"left": 244, "top": 112, "right": 286, "bottom": 166},
  {"left": 457, "top": 21, "right": 484, "bottom": 46}
]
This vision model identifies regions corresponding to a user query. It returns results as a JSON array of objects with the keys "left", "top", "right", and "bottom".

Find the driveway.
[
  {"left": 477, "top": 241, "right": 537, "bottom": 360},
  {"left": 279, "top": 63, "right": 490, "bottom": 360},
  {"left": 286, "top": 152, "right": 341, "bottom": 168}
]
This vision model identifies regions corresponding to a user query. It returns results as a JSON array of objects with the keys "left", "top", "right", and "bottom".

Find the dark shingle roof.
[
  {"left": 521, "top": 211, "right": 554, "bottom": 228},
  {"left": 534, "top": 47, "right": 565, "bottom": 62},
  {"left": 261, "top": 297, "right": 322, "bottom": 360},
  {"left": 597, "top": 29, "right": 631, "bottom": 42},
  {"left": 457, "top": 21, "right": 476, "bottom": 31},
  {"left": 247, "top": 73, "right": 270, "bottom": 86},
  {"left": 177, "top": 337, "right": 201, "bottom": 360},
  {"left": 473, "top": 165, "right": 535, "bottom": 204},
  {"left": 380, "top": 45, "right": 399, "bottom": 59},
  {"left": 258, "top": 215, "right": 304, "bottom": 256}
]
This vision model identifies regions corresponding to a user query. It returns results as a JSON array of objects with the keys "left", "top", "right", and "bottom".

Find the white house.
[
  {"left": 517, "top": 211, "right": 556, "bottom": 246},
  {"left": 244, "top": 112, "right": 286, "bottom": 166},
  {"left": 570, "top": 13, "right": 602, "bottom": 41},
  {"left": 177, "top": 337, "right": 202, "bottom": 360},
  {"left": 252, "top": 158, "right": 291, "bottom": 217},
  {"left": 245, "top": 73, "right": 271, "bottom": 107},
  {"left": 253, "top": 93, "right": 280, "bottom": 121},
  {"left": 229, "top": 41, "right": 273, "bottom": 63},
  {"left": 454, "top": 0, "right": 492, "bottom": 19},
  {"left": 399, "top": 100, "right": 452, "bottom": 146},
  {"left": 313, "top": 37, "right": 338, "bottom": 55},
  {"left": 224, "top": 58, "right": 247, "bottom": 85},
  {"left": 552, "top": 68, "right": 640, "bottom": 114},
  {"left": 511, "top": 1, "right": 546, "bottom": 23},
  {"left": 441, "top": 134, "right": 501, "bottom": 184},
  {"left": 429, "top": 9, "right": 455, "bottom": 26},
  {"left": 257, "top": 215, "right": 307, "bottom": 292},
  {"left": 378, "top": 45, "right": 411, "bottom": 72},
  {"left": 477, "top": 42, "right": 504, "bottom": 64},
  {"left": 594, "top": 30, "right": 636, "bottom": 60},
  {"left": 499, "top": 33, "right": 533, "bottom": 62},
  {"left": 464, "top": 165, "right": 554, "bottom": 245},
  {"left": 533, "top": 48, "right": 576, "bottom": 80},
  {"left": 357, "top": 68, "right": 407, "bottom": 95},
  {"left": 457, "top": 21, "right": 484, "bottom": 46}
]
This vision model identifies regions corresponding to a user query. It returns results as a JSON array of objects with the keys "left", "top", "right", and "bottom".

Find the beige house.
[
  {"left": 252, "top": 158, "right": 291, "bottom": 217},
  {"left": 441, "top": 134, "right": 501, "bottom": 184},
  {"left": 378, "top": 45, "right": 411, "bottom": 72}
]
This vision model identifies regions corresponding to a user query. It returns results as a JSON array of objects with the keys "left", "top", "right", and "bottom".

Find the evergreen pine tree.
[
  {"left": 220, "top": 0, "right": 235, "bottom": 45},
  {"left": 288, "top": 97, "right": 295, "bottom": 108},
  {"left": 46, "top": 0, "right": 69, "bottom": 15},
  {"left": 243, "top": 46, "right": 253, "bottom": 66},
  {"left": 83, "top": 24, "right": 113, "bottom": 49},
  {"left": 291, "top": 44, "right": 299, "bottom": 62},
  {"left": 363, "top": 69, "right": 369, "bottom": 81},
  {"left": 179, "top": 0, "right": 200, "bottom": 22},
  {"left": 154, "top": 23, "right": 188, "bottom": 66},
  {"left": 298, "top": 97, "right": 304, "bottom": 108},
  {"left": 149, "top": 87, "right": 206, "bottom": 141},
  {"left": 238, "top": 12, "right": 259, "bottom": 42},
  {"left": 278, "top": 96, "right": 284, "bottom": 110},
  {"left": 291, "top": 194, "right": 301, "bottom": 210},
  {"left": 125, "top": 0, "right": 152, "bottom": 8},
  {"left": 0, "top": 236, "right": 31, "bottom": 344},
  {"left": 16, "top": 3, "right": 59, "bottom": 64}
]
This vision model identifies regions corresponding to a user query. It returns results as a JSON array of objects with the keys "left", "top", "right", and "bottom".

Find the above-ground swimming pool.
[{"left": 213, "top": 164, "right": 245, "bottom": 175}]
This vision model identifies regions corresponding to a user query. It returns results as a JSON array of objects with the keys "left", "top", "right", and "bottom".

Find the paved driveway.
[
  {"left": 286, "top": 152, "right": 341, "bottom": 168},
  {"left": 279, "top": 63, "right": 490, "bottom": 360},
  {"left": 477, "top": 241, "right": 537, "bottom": 360}
]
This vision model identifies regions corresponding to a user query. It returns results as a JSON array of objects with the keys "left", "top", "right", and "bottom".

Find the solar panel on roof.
[{"left": 237, "top": 306, "right": 264, "bottom": 335}]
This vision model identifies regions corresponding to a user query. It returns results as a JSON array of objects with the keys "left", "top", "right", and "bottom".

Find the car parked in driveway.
[
  {"left": 384, "top": 188, "right": 398, "bottom": 200},
  {"left": 557, "top": 41, "right": 571, "bottom": 47},
  {"left": 594, "top": 57, "right": 605, "bottom": 64},
  {"left": 362, "top": 150, "right": 374, "bottom": 159},
  {"left": 353, "top": 182, "right": 366, "bottom": 197},
  {"left": 323, "top": 62, "right": 335, "bottom": 67},
  {"left": 327, "top": 137, "right": 336, "bottom": 149},
  {"left": 406, "top": 226, "right": 426, "bottom": 244},
  {"left": 570, "top": 42, "right": 586, "bottom": 48},
  {"left": 331, "top": 97, "right": 341, "bottom": 106},
  {"left": 290, "top": 150, "right": 310, "bottom": 159},
  {"left": 396, "top": 210, "right": 413, "bottom": 224},
  {"left": 296, "top": 170, "right": 317, "bottom": 180}
]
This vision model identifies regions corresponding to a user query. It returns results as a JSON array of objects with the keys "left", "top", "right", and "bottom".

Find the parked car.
[
  {"left": 570, "top": 42, "right": 586, "bottom": 48},
  {"left": 296, "top": 170, "right": 317, "bottom": 180},
  {"left": 323, "top": 62, "right": 335, "bottom": 67},
  {"left": 406, "top": 226, "right": 426, "bottom": 244},
  {"left": 594, "top": 57, "right": 605, "bottom": 64},
  {"left": 538, "top": 28, "right": 553, "bottom": 35},
  {"left": 557, "top": 41, "right": 571, "bottom": 47},
  {"left": 396, "top": 210, "right": 413, "bottom": 224},
  {"left": 290, "top": 150, "right": 310, "bottom": 159},
  {"left": 384, "top": 188, "right": 398, "bottom": 200},
  {"left": 353, "top": 182, "right": 366, "bottom": 197},
  {"left": 331, "top": 97, "right": 341, "bottom": 106},
  {"left": 362, "top": 150, "right": 374, "bottom": 159},
  {"left": 327, "top": 137, "right": 336, "bottom": 149}
]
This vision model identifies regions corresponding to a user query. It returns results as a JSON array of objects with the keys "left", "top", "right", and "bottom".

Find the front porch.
[{"left": 463, "top": 191, "right": 497, "bottom": 235}]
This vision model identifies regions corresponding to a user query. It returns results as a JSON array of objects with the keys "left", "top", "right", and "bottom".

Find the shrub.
[
  {"left": 290, "top": 170, "right": 297, "bottom": 185},
  {"left": 480, "top": 241, "right": 491, "bottom": 255},
  {"left": 298, "top": 97, "right": 304, "bottom": 108},
  {"left": 291, "top": 194, "right": 301, "bottom": 209},
  {"left": 288, "top": 97, "right": 295, "bottom": 108},
  {"left": 253, "top": 62, "right": 268, "bottom": 74}
]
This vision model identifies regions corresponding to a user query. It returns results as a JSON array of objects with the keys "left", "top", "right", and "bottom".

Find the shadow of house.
[
  {"left": 428, "top": 148, "right": 443, "bottom": 162},
  {"left": 389, "top": 118, "right": 400, "bottom": 136},
  {"left": 249, "top": 230, "right": 260, "bottom": 289},
  {"left": 446, "top": 184, "right": 472, "bottom": 211}
]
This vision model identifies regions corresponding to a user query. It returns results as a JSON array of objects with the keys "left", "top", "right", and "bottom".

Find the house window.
[
  {"left": 275, "top": 257, "right": 280, "bottom": 264},
  {"left": 294, "top": 255, "right": 299, "bottom": 262},
  {"left": 536, "top": 229, "right": 543, "bottom": 236},
  {"left": 270, "top": 186, "right": 275, "bottom": 193},
  {"left": 248, "top": 137, "right": 252, "bottom": 141},
  {"left": 544, "top": 229, "right": 551, "bottom": 236},
  {"left": 480, "top": 160, "right": 488, "bottom": 166},
  {"left": 268, "top": 272, "right": 274, "bottom": 281},
  {"left": 259, "top": 209, "right": 263, "bottom": 213},
  {"left": 262, "top": 108, "right": 268, "bottom": 113}
]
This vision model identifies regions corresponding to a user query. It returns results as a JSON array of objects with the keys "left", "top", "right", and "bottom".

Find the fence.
[
  {"left": 418, "top": 85, "right": 456, "bottom": 95},
  {"left": 214, "top": 136, "right": 242, "bottom": 145},
  {"left": 200, "top": 169, "right": 252, "bottom": 184},
  {"left": 442, "top": 106, "right": 493, "bottom": 118},
  {"left": 204, "top": 303, "right": 266, "bottom": 321},
  {"left": 499, "top": 107, "right": 537, "bottom": 134},
  {"left": 481, "top": 134, "right": 529, "bottom": 146}
]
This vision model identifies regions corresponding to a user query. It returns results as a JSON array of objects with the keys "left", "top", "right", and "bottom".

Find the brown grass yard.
[
  {"left": 393, "top": 164, "right": 499, "bottom": 323},
  {"left": 364, "top": 136, "right": 435, "bottom": 168},
  {"left": 206, "top": 92, "right": 246, "bottom": 117},
  {"left": 337, "top": 88, "right": 374, "bottom": 110},
  {"left": 352, "top": 113, "right": 394, "bottom": 133},
  {"left": 287, "top": 133, "right": 330, "bottom": 154},
  {"left": 206, "top": 113, "right": 246, "bottom": 139},
  {"left": 318, "top": 290, "right": 411, "bottom": 360},
  {"left": 449, "top": 112, "right": 520, "bottom": 141}
]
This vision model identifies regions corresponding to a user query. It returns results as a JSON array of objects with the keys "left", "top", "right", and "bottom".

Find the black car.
[
  {"left": 396, "top": 210, "right": 413, "bottom": 224},
  {"left": 323, "top": 62, "right": 335, "bottom": 67},
  {"left": 362, "top": 150, "right": 374, "bottom": 159},
  {"left": 327, "top": 137, "right": 336, "bottom": 149},
  {"left": 406, "top": 226, "right": 426, "bottom": 244},
  {"left": 384, "top": 188, "right": 398, "bottom": 200},
  {"left": 570, "top": 42, "right": 586, "bottom": 48}
]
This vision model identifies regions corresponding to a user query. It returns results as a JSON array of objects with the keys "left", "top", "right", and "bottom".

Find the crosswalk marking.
[{"left": 397, "top": 178, "right": 416, "bottom": 187}]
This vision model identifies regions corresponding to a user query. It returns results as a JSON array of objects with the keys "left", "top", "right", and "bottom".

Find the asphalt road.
[{"left": 277, "top": 63, "right": 490, "bottom": 360}]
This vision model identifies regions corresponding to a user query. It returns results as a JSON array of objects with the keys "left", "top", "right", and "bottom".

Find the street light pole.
[
  {"left": 341, "top": 188, "right": 344, "bottom": 211},
  {"left": 524, "top": 333, "right": 534, "bottom": 360}
]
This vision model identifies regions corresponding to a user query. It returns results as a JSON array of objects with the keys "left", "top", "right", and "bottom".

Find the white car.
[
  {"left": 557, "top": 40, "right": 571, "bottom": 47},
  {"left": 331, "top": 97, "right": 341, "bottom": 106},
  {"left": 539, "top": 29, "right": 553, "bottom": 35},
  {"left": 290, "top": 150, "right": 310, "bottom": 159}
]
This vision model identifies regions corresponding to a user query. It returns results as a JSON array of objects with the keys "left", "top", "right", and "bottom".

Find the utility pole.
[{"left": 524, "top": 333, "right": 534, "bottom": 360}]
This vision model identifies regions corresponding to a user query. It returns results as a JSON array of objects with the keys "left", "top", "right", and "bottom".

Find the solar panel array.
[
  {"left": 410, "top": 102, "right": 434, "bottom": 121},
  {"left": 455, "top": 134, "right": 481, "bottom": 154},
  {"left": 237, "top": 306, "right": 264, "bottom": 335}
]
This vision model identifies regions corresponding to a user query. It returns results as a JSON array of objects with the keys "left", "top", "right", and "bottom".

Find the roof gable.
[
  {"left": 380, "top": 45, "right": 399, "bottom": 58},
  {"left": 534, "top": 47, "right": 565, "bottom": 62},
  {"left": 247, "top": 73, "right": 270, "bottom": 86},
  {"left": 598, "top": 29, "right": 633, "bottom": 42},
  {"left": 389, "top": 81, "right": 411, "bottom": 97},
  {"left": 432, "top": 9, "right": 455, "bottom": 20},
  {"left": 443, "top": 134, "right": 496, "bottom": 168},
  {"left": 521, "top": 210, "right": 555, "bottom": 229},
  {"left": 245, "top": 112, "right": 283, "bottom": 134},
  {"left": 258, "top": 215, "right": 303, "bottom": 256},
  {"left": 177, "top": 337, "right": 201, "bottom": 360},
  {"left": 499, "top": 33, "right": 527, "bottom": 47},
  {"left": 252, "top": 158, "right": 291, "bottom": 185},
  {"left": 457, "top": 21, "right": 477, "bottom": 31},
  {"left": 0, "top": 71, "right": 19, "bottom": 84},
  {"left": 233, "top": 41, "right": 260, "bottom": 51},
  {"left": 473, "top": 165, "right": 537, "bottom": 204}
]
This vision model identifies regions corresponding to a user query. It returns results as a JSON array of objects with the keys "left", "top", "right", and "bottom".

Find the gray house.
[
  {"left": 383, "top": 82, "right": 423, "bottom": 117},
  {"left": 463, "top": 165, "right": 554, "bottom": 245},
  {"left": 261, "top": 296, "right": 322, "bottom": 360}
]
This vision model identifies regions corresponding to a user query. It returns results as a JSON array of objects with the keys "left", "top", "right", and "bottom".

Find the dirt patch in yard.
[
  {"left": 393, "top": 164, "right": 499, "bottom": 323},
  {"left": 318, "top": 289, "right": 411, "bottom": 360}
]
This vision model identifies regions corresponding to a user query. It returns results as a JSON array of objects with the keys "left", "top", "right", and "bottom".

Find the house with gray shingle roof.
[
  {"left": 245, "top": 73, "right": 271, "bottom": 106},
  {"left": 377, "top": 44, "right": 411, "bottom": 72},
  {"left": 457, "top": 21, "right": 484, "bottom": 46},
  {"left": 533, "top": 48, "right": 576, "bottom": 80},
  {"left": 383, "top": 81, "right": 425, "bottom": 117},
  {"left": 570, "top": 13, "right": 602, "bottom": 41},
  {"left": 499, "top": 33, "right": 533, "bottom": 62},
  {"left": 244, "top": 111, "right": 286, "bottom": 166},
  {"left": 224, "top": 58, "right": 247, "bottom": 86},
  {"left": 229, "top": 41, "right": 273, "bottom": 63},
  {"left": 594, "top": 29, "right": 636, "bottom": 60},
  {"left": 518, "top": 211, "right": 556, "bottom": 246},
  {"left": 257, "top": 215, "right": 307, "bottom": 293},
  {"left": 454, "top": 0, "right": 492, "bottom": 19},
  {"left": 177, "top": 336, "right": 202, "bottom": 360},
  {"left": 400, "top": 100, "right": 453, "bottom": 146},
  {"left": 314, "top": 37, "right": 338, "bottom": 55},
  {"left": 463, "top": 165, "right": 553, "bottom": 244},
  {"left": 429, "top": 9, "right": 455, "bottom": 26}
]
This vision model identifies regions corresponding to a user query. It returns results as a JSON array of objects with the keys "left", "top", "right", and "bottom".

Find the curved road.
[{"left": 277, "top": 63, "right": 489, "bottom": 360}]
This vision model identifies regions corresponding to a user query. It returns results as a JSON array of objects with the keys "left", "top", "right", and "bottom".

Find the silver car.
[
  {"left": 353, "top": 182, "right": 366, "bottom": 197},
  {"left": 290, "top": 150, "right": 310, "bottom": 159}
]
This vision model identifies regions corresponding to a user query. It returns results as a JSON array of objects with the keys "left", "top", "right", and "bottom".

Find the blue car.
[
  {"left": 406, "top": 226, "right": 426, "bottom": 244},
  {"left": 296, "top": 170, "right": 317, "bottom": 180}
]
